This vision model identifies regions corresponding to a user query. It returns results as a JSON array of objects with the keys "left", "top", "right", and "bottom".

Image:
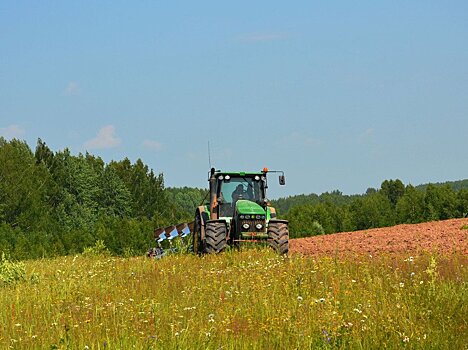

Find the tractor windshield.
[{"left": 217, "top": 175, "right": 265, "bottom": 217}]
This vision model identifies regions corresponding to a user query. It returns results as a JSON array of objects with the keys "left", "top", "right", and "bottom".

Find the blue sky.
[{"left": 1, "top": 1, "right": 467, "bottom": 198}]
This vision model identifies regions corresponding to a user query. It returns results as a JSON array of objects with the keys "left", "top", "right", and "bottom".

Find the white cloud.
[
  {"left": 64, "top": 81, "right": 80, "bottom": 96},
  {"left": 142, "top": 139, "right": 163, "bottom": 151},
  {"left": 238, "top": 32, "right": 289, "bottom": 43},
  {"left": 0, "top": 124, "right": 25, "bottom": 139},
  {"left": 84, "top": 125, "right": 121, "bottom": 150}
]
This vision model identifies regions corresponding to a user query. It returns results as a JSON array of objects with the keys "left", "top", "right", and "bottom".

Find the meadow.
[{"left": 1, "top": 249, "right": 467, "bottom": 349}]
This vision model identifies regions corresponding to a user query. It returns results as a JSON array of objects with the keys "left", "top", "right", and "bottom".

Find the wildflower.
[
  {"left": 297, "top": 296, "right": 303, "bottom": 302},
  {"left": 353, "top": 308, "right": 362, "bottom": 314},
  {"left": 319, "top": 298, "right": 325, "bottom": 303},
  {"left": 322, "top": 330, "right": 331, "bottom": 343},
  {"left": 208, "top": 313, "right": 215, "bottom": 322},
  {"left": 410, "top": 272, "right": 415, "bottom": 277},
  {"left": 399, "top": 282, "right": 404, "bottom": 288},
  {"left": 403, "top": 335, "right": 410, "bottom": 343},
  {"left": 351, "top": 279, "right": 357, "bottom": 283}
]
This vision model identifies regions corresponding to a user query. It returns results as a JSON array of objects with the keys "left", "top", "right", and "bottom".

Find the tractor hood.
[{"left": 235, "top": 200, "right": 265, "bottom": 215}]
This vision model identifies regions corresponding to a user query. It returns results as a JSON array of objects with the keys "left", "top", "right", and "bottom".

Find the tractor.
[{"left": 192, "top": 167, "right": 289, "bottom": 255}]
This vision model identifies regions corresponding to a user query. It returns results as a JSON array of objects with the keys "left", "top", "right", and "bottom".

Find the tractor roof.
[{"left": 214, "top": 170, "right": 265, "bottom": 176}]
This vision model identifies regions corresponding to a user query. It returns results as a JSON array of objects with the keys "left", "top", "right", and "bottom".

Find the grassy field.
[{"left": 1, "top": 249, "right": 467, "bottom": 349}]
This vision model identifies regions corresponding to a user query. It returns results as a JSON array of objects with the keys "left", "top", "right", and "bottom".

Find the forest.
[{"left": 1, "top": 137, "right": 467, "bottom": 259}]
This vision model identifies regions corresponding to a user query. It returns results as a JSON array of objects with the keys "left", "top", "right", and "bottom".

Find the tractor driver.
[{"left": 232, "top": 184, "right": 246, "bottom": 203}]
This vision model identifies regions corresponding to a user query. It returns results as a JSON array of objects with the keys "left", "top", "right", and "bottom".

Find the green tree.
[
  {"left": 381, "top": 179, "right": 405, "bottom": 207},
  {"left": 456, "top": 189, "right": 468, "bottom": 218},
  {"left": 396, "top": 185, "right": 425, "bottom": 223},
  {"left": 98, "top": 166, "right": 132, "bottom": 218},
  {"left": 0, "top": 138, "right": 51, "bottom": 232},
  {"left": 424, "top": 184, "right": 457, "bottom": 220},
  {"left": 109, "top": 158, "right": 167, "bottom": 219},
  {"left": 350, "top": 192, "right": 395, "bottom": 230}
]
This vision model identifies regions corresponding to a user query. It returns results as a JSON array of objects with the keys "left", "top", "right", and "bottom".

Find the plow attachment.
[{"left": 147, "top": 222, "right": 194, "bottom": 258}]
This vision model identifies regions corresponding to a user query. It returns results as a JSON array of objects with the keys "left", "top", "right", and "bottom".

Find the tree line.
[
  {"left": 1, "top": 137, "right": 467, "bottom": 259},
  {"left": 277, "top": 179, "right": 468, "bottom": 238},
  {"left": 0, "top": 138, "right": 189, "bottom": 259}
]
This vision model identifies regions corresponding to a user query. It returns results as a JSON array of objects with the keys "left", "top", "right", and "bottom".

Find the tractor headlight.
[
  {"left": 242, "top": 223, "right": 250, "bottom": 230},
  {"left": 244, "top": 215, "right": 250, "bottom": 219},
  {"left": 254, "top": 175, "right": 260, "bottom": 181},
  {"left": 218, "top": 175, "right": 224, "bottom": 181},
  {"left": 255, "top": 223, "right": 263, "bottom": 230},
  {"left": 225, "top": 175, "right": 230, "bottom": 181},
  {"left": 256, "top": 215, "right": 266, "bottom": 219},
  {"left": 240, "top": 215, "right": 245, "bottom": 219}
]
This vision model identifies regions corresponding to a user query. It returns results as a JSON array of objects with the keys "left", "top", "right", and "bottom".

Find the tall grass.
[{"left": 1, "top": 250, "right": 467, "bottom": 349}]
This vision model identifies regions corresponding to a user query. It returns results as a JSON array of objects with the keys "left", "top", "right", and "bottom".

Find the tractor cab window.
[{"left": 217, "top": 175, "right": 264, "bottom": 217}]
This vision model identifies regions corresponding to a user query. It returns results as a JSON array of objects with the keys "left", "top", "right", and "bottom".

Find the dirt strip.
[{"left": 290, "top": 218, "right": 468, "bottom": 257}]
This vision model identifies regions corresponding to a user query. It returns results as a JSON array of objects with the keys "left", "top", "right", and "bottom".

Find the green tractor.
[{"left": 192, "top": 167, "right": 289, "bottom": 255}]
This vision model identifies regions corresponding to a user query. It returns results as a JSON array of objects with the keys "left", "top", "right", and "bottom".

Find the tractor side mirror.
[{"left": 279, "top": 175, "right": 286, "bottom": 185}]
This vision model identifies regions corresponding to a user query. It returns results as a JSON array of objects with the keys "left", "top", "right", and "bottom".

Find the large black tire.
[
  {"left": 268, "top": 221, "right": 289, "bottom": 255},
  {"left": 204, "top": 221, "right": 227, "bottom": 254}
]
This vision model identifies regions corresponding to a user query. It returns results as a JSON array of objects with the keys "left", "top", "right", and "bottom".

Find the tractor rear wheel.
[
  {"left": 268, "top": 221, "right": 289, "bottom": 255},
  {"left": 204, "top": 221, "right": 227, "bottom": 254}
]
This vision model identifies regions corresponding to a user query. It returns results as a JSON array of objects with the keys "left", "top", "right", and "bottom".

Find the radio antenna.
[{"left": 208, "top": 141, "right": 212, "bottom": 168}]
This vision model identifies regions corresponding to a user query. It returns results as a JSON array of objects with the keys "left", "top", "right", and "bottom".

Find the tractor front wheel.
[
  {"left": 204, "top": 221, "right": 227, "bottom": 254},
  {"left": 268, "top": 221, "right": 289, "bottom": 255}
]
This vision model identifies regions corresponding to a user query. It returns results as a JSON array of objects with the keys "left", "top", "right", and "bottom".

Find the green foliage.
[
  {"left": 416, "top": 178, "right": 468, "bottom": 191},
  {"left": 1, "top": 136, "right": 468, "bottom": 257},
  {"left": 166, "top": 186, "right": 208, "bottom": 219},
  {"left": 380, "top": 179, "right": 405, "bottom": 207},
  {"left": 287, "top": 203, "right": 335, "bottom": 238},
  {"left": 350, "top": 192, "right": 395, "bottom": 230},
  {"left": 271, "top": 190, "right": 359, "bottom": 216},
  {"left": 456, "top": 189, "right": 468, "bottom": 218},
  {"left": 284, "top": 179, "right": 467, "bottom": 238},
  {"left": 0, "top": 138, "right": 171, "bottom": 260},
  {"left": 0, "top": 252, "right": 26, "bottom": 286},
  {"left": 424, "top": 184, "right": 457, "bottom": 220},
  {"left": 82, "top": 240, "right": 110, "bottom": 257},
  {"left": 396, "top": 185, "right": 425, "bottom": 223}
]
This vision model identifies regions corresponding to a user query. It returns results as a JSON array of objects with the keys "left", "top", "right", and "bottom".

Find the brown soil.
[{"left": 290, "top": 218, "right": 468, "bottom": 257}]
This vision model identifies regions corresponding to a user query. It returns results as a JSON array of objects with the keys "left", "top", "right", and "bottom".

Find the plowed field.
[{"left": 290, "top": 218, "right": 468, "bottom": 257}]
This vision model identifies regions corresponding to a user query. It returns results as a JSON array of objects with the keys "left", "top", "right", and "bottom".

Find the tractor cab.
[{"left": 212, "top": 172, "right": 267, "bottom": 219}]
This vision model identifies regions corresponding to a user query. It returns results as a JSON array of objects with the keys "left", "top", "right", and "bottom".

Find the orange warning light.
[{"left": 263, "top": 167, "right": 269, "bottom": 173}]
